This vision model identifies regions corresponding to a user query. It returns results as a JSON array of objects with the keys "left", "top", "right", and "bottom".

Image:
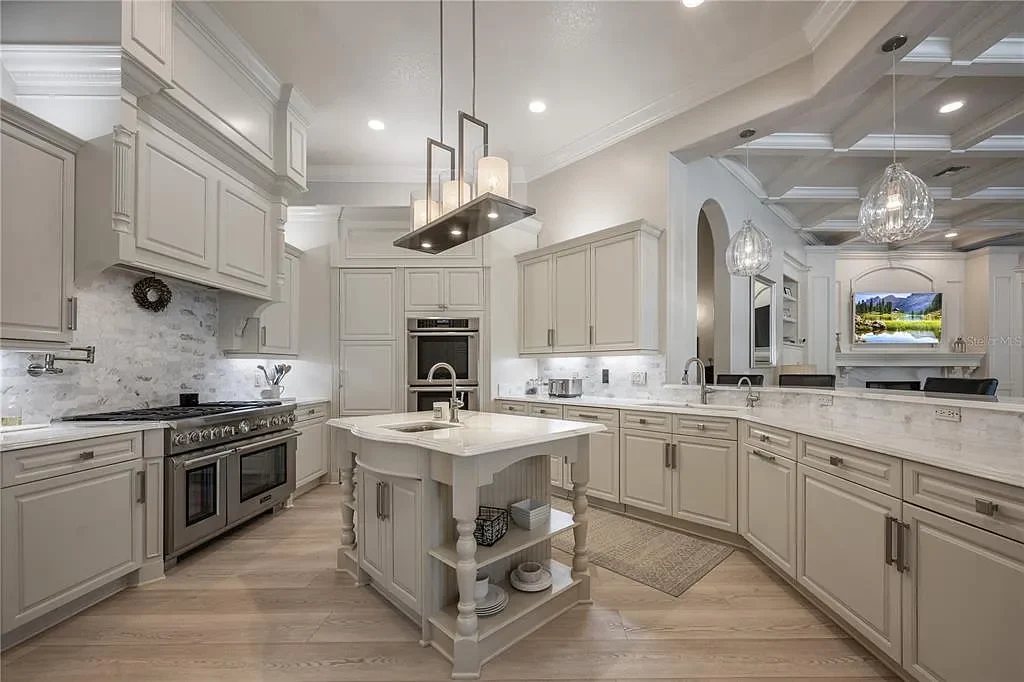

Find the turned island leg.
[
  {"left": 570, "top": 435, "right": 592, "bottom": 602},
  {"left": 451, "top": 464, "right": 481, "bottom": 679},
  {"left": 336, "top": 448, "right": 361, "bottom": 580}
]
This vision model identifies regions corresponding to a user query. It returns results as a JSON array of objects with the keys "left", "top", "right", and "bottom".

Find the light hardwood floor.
[{"left": 1, "top": 485, "right": 896, "bottom": 681}]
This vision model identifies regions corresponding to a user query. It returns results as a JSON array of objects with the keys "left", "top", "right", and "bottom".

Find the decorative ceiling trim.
[
  {"left": 802, "top": 0, "right": 857, "bottom": 51},
  {"left": 747, "top": 131, "right": 1024, "bottom": 157},
  {"left": 287, "top": 205, "right": 342, "bottom": 222},
  {"left": 0, "top": 45, "right": 121, "bottom": 96},
  {"left": 308, "top": 163, "right": 529, "bottom": 185}
]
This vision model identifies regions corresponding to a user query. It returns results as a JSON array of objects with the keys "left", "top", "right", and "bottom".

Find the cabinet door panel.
[
  {"left": 217, "top": 182, "right": 270, "bottom": 287},
  {"left": 591, "top": 234, "right": 638, "bottom": 350},
  {"left": 672, "top": 437, "right": 737, "bottom": 532},
  {"left": 587, "top": 430, "right": 620, "bottom": 503},
  {"left": 340, "top": 341, "right": 396, "bottom": 414},
  {"left": 620, "top": 430, "right": 672, "bottom": 515},
  {"left": 902, "top": 503, "right": 1024, "bottom": 682},
  {"left": 1, "top": 126, "right": 74, "bottom": 343},
  {"left": 295, "top": 421, "right": 325, "bottom": 487},
  {"left": 386, "top": 477, "right": 421, "bottom": 614},
  {"left": 552, "top": 246, "right": 590, "bottom": 352},
  {"left": 405, "top": 269, "right": 444, "bottom": 311},
  {"left": 2, "top": 460, "right": 141, "bottom": 632},
  {"left": 519, "top": 257, "right": 552, "bottom": 353},
  {"left": 121, "top": 0, "right": 172, "bottom": 82},
  {"left": 550, "top": 456, "right": 565, "bottom": 489},
  {"left": 341, "top": 269, "right": 396, "bottom": 339},
  {"left": 797, "top": 465, "right": 901, "bottom": 660},
  {"left": 445, "top": 269, "right": 484, "bottom": 310},
  {"left": 260, "top": 251, "right": 297, "bottom": 354},
  {"left": 739, "top": 446, "right": 797, "bottom": 577},
  {"left": 358, "top": 471, "right": 387, "bottom": 585}
]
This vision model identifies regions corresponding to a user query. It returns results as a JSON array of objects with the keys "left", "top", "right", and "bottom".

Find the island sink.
[{"left": 381, "top": 421, "right": 462, "bottom": 433}]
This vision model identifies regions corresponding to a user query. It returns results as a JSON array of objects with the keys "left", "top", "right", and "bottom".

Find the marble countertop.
[
  {"left": 284, "top": 397, "right": 331, "bottom": 407},
  {"left": 496, "top": 395, "right": 1024, "bottom": 488},
  {"left": 0, "top": 422, "right": 169, "bottom": 451},
  {"left": 329, "top": 410, "right": 605, "bottom": 457}
]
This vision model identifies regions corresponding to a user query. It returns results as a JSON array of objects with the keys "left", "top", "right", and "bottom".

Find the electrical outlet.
[
  {"left": 818, "top": 395, "right": 833, "bottom": 407},
  {"left": 935, "top": 406, "right": 962, "bottom": 422},
  {"left": 601, "top": 369, "right": 609, "bottom": 384},
  {"left": 630, "top": 371, "right": 647, "bottom": 386},
  {"left": 254, "top": 371, "right": 263, "bottom": 388}
]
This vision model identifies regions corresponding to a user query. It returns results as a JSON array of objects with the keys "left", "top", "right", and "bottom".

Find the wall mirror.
[{"left": 751, "top": 275, "right": 776, "bottom": 367}]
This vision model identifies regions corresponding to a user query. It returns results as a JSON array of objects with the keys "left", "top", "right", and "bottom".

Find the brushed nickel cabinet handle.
[
  {"left": 884, "top": 515, "right": 897, "bottom": 566},
  {"left": 671, "top": 443, "right": 677, "bottom": 469},
  {"left": 664, "top": 443, "right": 671, "bottom": 469},
  {"left": 639, "top": 417, "right": 647, "bottom": 425},
  {"left": 829, "top": 455, "right": 844, "bottom": 466},
  {"left": 896, "top": 521, "right": 910, "bottom": 573},
  {"left": 376, "top": 482, "right": 383, "bottom": 519},
  {"left": 382, "top": 483, "right": 390, "bottom": 520},
  {"left": 79, "top": 450, "right": 95, "bottom": 460},
  {"left": 696, "top": 423, "right": 706, "bottom": 431},
  {"left": 589, "top": 324, "right": 594, "bottom": 345},
  {"left": 759, "top": 433, "right": 769, "bottom": 442},
  {"left": 136, "top": 470, "right": 146, "bottom": 504},
  {"left": 752, "top": 449, "right": 776, "bottom": 462},
  {"left": 975, "top": 498, "right": 999, "bottom": 516},
  {"left": 577, "top": 413, "right": 599, "bottom": 420},
  {"left": 67, "top": 297, "right": 78, "bottom": 330},
  {"left": 260, "top": 326, "right": 267, "bottom": 346}
]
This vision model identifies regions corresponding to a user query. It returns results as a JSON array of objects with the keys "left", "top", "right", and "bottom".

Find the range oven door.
[
  {"left": 227, "top": 430, "right": 297, "bottom": 525},
  {"left": 407, "top": 330, "right": 479, "bottom": 386},
  {"left": 166, "top": 446, "right": 231, "bottom": 557},
  {"left": 407, "top": 386, "right": 479, "bottom": 413}
]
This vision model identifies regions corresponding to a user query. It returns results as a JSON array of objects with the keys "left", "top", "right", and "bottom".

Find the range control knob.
[
  {"left": 257, "top": 418, "right": 270, "bottom": 429},
  {"left": 271, "top": 416, "right": 282, "bottom": 427},
  {"left": 172, "top": 433, "right": 187, "bottom": 446},
  {"left": 187, "top": 431, "right": 201, "bottom": 444},
  {"left": 238, "top": 420, "right": 250, "bottom": 434},
  {"left": 219, "top": 426, "right": 233, "bottom": 438},
  {"left": 200, "top": 428, "right": 215, "bottom": 441},
  {"left": 287, "top": 413, "right": 296, "bottom": 424}
]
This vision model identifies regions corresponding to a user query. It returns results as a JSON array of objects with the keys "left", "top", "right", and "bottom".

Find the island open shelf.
[{"left": 429, "top": 509, "right": 576, "bottom": 570}]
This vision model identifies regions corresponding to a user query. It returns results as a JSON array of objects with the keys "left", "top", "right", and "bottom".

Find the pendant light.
[
  {"left": 725, "top": 129, "right": 773, "bottom": 277},
  {"left": 858, "top": 35, "right": 933, "bottom": 244},
  {"left": 396, "top": 0, "right": 535, "bottom": 254}
]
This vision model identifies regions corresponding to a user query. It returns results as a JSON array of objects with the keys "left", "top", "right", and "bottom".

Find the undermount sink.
[
  {"left": 382, "top": 421, "right": 462, "bottom": 433},
  {"left": 644, "top": 402, "right": 742, "bottom": 411}
]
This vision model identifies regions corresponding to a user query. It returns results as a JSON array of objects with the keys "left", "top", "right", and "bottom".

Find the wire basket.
[{"left": 473, "top": 506, "right": 509, "bottom": 547}]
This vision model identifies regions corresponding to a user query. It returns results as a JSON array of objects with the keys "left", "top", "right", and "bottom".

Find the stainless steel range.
[{"left": 61, "top": 401, "right": 297, "bottom": 559}]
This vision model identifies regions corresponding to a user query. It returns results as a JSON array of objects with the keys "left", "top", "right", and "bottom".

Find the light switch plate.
[
  {"left": 630, "top": 371, "right": 647, "bottom": 386},
  {"left": 254, "top": 371, "right": 263, "bottom": 388},
  {"left": 935, "top": 406, "right": 961, "bottom": 422}
]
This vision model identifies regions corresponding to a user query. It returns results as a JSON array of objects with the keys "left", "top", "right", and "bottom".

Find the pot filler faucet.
[
  {"left": 682, "top": 356, "right": 714, "bottom": 405},
  {"left": 427, "top": 362, "right": 463, "bottom": 424},
  {"left": 737, "top": 376, "right": 761, "bottom": 408}
]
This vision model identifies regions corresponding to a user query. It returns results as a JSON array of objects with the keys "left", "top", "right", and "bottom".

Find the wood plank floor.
[{"left": 1, "top": 485, "right": 896, "bottom": 681}]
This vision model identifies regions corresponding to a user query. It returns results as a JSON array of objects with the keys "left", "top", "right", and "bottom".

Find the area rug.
[{"left": 550, "top": 498, "right": 733, "bottom": 597}]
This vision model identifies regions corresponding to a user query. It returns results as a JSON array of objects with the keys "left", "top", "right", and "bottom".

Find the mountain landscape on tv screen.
[{"left": 854, "top": 292, "right": 942, "bottom": 344}]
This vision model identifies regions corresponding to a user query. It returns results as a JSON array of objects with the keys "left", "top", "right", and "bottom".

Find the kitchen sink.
[
  {"left": 382, "top": 422, "right": 462, "bottom": 433},
  {"left": 643, "top": 402, "right": 742, "bottom": 411}
]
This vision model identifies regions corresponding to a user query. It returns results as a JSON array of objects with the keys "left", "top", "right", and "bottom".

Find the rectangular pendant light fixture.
[{"left": 393, "top": 192, "right": 535, "bottom": 254}]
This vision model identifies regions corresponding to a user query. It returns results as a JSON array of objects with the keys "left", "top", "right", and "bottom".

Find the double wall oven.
[{"left": 407, "top": 317, "right": 480, "bottom": 412}]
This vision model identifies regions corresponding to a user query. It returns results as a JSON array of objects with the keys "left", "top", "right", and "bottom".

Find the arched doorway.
[{"left": 696, "top": 199, "right": 731, "bottom": 377}]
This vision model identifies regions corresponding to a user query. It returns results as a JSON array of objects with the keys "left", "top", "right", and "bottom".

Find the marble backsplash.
[
  {"left": 531, "top": 355, "right": 667, "bottom": 399},
  {"left": 1, "top": 269, "right": 267, "bottom": 423}
]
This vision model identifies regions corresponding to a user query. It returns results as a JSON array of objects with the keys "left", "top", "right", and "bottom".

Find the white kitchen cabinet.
[
  {"left": 121, "top": 0, "right": 173, "bottom": 86},
  {"left": 797, "top": 465, "right": 902, "bottom": 661},
  {"left": 358, "top": 470, "right": 422, "bottom": 615},
  {"left": 900, "top": 503, "right": 1024, "bottom": 682},
  {"left": 341, "top": 269, "right": 397, "bottom": 339},
  {"left": 359, "top": 469, "right": 387, "bottom": 585},
  {"left": 340, "top": 341, "right": 397, "bottom": 414},
  {"left": 671, "top": 436, "right": 737, "bottom": 532},
  {"left": 516, "top": 220, "right": 662, "bottom": 357},
  {"left": 739, "top": 444, "right": 797, "bottom": 578},
  {"left": 444, "top": 269, "right": 484, "bottom": 311},
  {"left": 550, "top": 456, "right": 566, "bottom": 489},
  {"left": 294, "top": 414, "right": 328, "bottom": 491},
  {"left": 405, "top": 269, "right": 445, "bottom": 311},
  {"left": 620, "top": 429, "right": 673, "bottom": 515},
  {"left": 519, "top": 256, "right": 553, "bottom": 353},
  {"left": 587, "top": 429, "right": 620, "bottom": 503},
  {"left": 1, "top": 103, "right": 80, "bottom": 348},
  {"left": 404, "top": 268, "right": 484, "bottom": 313},
  {"left": 216, "top": 180, "right": 272, "bottom": 290},
  {"left": 258, "top": 247, "right": 301, "bottom": 356},
  {"left": 2, "top": 459, "right": 143, "bottom": 634}
]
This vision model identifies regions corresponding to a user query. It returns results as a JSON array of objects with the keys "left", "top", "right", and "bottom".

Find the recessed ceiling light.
[
  {"left": 944, "top": 231, "right": 959, "bottom": 239},
  {"left": 682, "top": 0, "right": 704, "bottom": 7},
  {"left": 487, "top": 211, "right": 499, "bottom": 219},
  {"left": 367, "top": 119, "right": 386, "bottom": 131},
  {"left": 421, "top": 241, "right": 432, "bottom": 249},
  {"left": 528, "top": 100, "right": 546, "bottom": 114},
  {"left": 938, "top": 100, "right": 964, "bottom": 114},
  {"left": 449, "top": 227, "right": 463, "bottom": 237}
]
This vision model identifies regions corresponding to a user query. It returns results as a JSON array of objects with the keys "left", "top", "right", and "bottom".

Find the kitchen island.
[{"left": 328, "top": 410, "right": 605, "bottom": 679}]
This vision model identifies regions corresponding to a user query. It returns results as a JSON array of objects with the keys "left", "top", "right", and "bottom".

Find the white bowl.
[{"left": 515, "top": 561, "right": 543, "bottom": 584}]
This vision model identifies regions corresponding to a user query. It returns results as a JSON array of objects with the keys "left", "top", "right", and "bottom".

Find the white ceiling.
[{"left": 213, "top": 0, "right": 823, "bottom": 181}]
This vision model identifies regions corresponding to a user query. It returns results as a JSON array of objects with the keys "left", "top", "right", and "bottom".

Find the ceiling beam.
[
  {"left": 953, "top": 229, "right": 1024, "bottom": 250},
  {"left": 746, "top": 131, "right": 1024, "bottom": 158},
  {"left": 797, "top": 202, "right": 859, "bottom": 227},
  {"left": 951, "top": 93, "right": 1024, "bottom": 151},
  {"left": 951, "top": 159, "right": 1024, "bottom": 199},
  {"left": 764, "top": 154, "right": 836, "bottom": 198},
  {"left": 832, "top": 76, "right": 946, "bottom": 150},
  {"left": 951, "top": 4, "right": 1021, "bottom": 62},
  {"left": 952, "top": 203, "right": 1021, "bottom": 227}
]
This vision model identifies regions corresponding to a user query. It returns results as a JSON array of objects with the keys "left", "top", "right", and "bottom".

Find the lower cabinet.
[
  {"left": 797, "top": 464, "right": 902, "bottom": 661},
  {"left": 294, "top": 418, "right": 327, "bottom": 490},
  {"left": 2, "top": 459, "right": 143, "bottom": 633},
  {"left": 900, "top": 503, "right": 1024, "bottom": 682},
  {"left": 340, "top": 340, "right": 398, "bottom": 414},
  {"left": 358, "top": 469, "right": 422, "bottom": 615},
  {"left": 672, "top": 436, "right": 736, "bottom": 532},
  {"left": 619, "top": 429, "right": 672, "bottom": 515},
  {"left": 739, "top": 444, "right": 797, "bottom": 577},
  {"left": 587, "top": 428, "right": 620, "bottom": 502}
]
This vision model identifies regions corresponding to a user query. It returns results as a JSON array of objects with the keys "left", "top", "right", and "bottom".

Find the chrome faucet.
[
  {"left": 737, "top": 376, "right": 761, "bottom": 408},
  {"left": 682, "top": 357, "right": 713, "bottom": 405},
  {"left": 427, "top": 362, "right": 463, "bottom": 424}
]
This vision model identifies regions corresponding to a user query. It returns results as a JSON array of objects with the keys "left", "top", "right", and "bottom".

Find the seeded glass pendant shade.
[
  {"left": 726, "top": 219, "right": 773, "bottom": 277},
  {"left": 858, "top": 162, "right": 934, "bottom": 244}
]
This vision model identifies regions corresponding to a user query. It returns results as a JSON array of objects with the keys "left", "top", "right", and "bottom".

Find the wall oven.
[
  {"left": 408, "top": 386, "right": 479, "bottom": 413},
  {"left": 407, "top": 318, "right": 479, "bottom": 386}
]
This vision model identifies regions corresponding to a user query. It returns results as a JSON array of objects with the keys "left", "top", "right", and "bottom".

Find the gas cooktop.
[{"left": 60, "top": 401, "right": 282, "bottom": 422}]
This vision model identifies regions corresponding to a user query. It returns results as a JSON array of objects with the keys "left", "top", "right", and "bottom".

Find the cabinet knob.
[
  {"left": 759, "top": 433, "right": 769, "bottom": 442},
  {"left": 79, "top": 450, "right": 95, "bottom": 460},
  {"left": 974, "top": 498, "right": 999, "bottom": 516},
  {"left": 828, "top": 455, "right": 843, "bottom": 466},
  {"left": 639, "top": 418, "right": 647, "bottom": 425},
  {"left": 696, "top": 423, "right": 706, "bottom": 431}
]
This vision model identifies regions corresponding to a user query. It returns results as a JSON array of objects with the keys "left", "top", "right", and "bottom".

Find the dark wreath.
[{"left": 132, "top": 277, "right": 172, "bottom": 312}]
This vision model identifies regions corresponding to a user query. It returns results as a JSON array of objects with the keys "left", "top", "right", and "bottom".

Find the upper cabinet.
[
  {"left": 0, "top": 102, "right": 83, "bottom": 350},
  {"left": 222, "top": 245, "right": 301, "bottom": 357},
  {"left": 121, "top": 0, "right": 174, "bottom": 89},
  {"left": 516, "top": 220, "right": 662, "bottom": 357},
  {"left": 404, "top": 268, "right": 485, "bottom": 313}
]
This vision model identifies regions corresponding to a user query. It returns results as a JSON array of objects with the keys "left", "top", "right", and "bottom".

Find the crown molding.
[
  {"left": 0, "top": 100, "right": 85, "bottom": 151},
  {"left": 0, "top": 45, "right": 120, "bottom": 96},
  {"left": 287, "top": 205, "right": 342, "bottom": 223},
  {"left": 802, "top": 0, "right": 856, "bottom": 51},
  {"left": 308, "top": 165, "right": 427, "bottom": 184}
]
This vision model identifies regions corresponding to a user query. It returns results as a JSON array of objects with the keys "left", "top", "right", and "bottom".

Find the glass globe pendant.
[
  {"left": 858, "top": 162, "right": 933, "bottom": 244},
  {"left": 726, "top": 218, "right": 773, "bottom": 277}
]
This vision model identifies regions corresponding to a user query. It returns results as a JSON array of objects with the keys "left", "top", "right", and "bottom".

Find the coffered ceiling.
[{"left": 716, "top": 3, "right": 1024, "bottom": 251}]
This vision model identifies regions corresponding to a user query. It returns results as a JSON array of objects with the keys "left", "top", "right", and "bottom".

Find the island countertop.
[{"left": 328, "top": 410, "right": 605, "bottom": 457}]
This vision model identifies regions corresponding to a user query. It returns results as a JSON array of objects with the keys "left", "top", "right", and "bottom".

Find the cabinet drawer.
[
  {"left": 529, "top": 404, "right": 564, "bottom": 419},
  {"left": 2, "top": 434, "right": 141, "bottom": 488},
  {"left": 564, "top": 406, "right": 619, "bottom": 428},
  {"left": 798, "top": 436, "right": 901, "bottom": 497},
  {"left": 494, "top": 400, "right": 529, "bottom": 415},
  {"left": 904, "top": 462, "right": 1024, "bottom": 544},
  {"left": 673, "top": 414, "right": 736, "bottom": 440},
  {"left": 620, "top": 410, "right": 671, "bottom": 433},
  {"left": 742, "top": 422, "right": 797, "bottom": 460},
  {"left": 295, "top": 402, "right": 328, "bottom": 423}
]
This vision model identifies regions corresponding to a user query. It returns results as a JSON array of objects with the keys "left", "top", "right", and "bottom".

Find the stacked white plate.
[
  {"left": 510, "top": 499, "right": 550, "bottom": 530},
  {"left": 475, "top": 584, "right": 509, "bottom": 616}
]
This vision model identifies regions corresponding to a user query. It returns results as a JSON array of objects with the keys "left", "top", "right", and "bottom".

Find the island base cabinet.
[
  {"left": 357, "top": 469, "right": 422, "bottom": 616},
  {"left": 797, "top": 465, "right": 902, "bottom": 662},
  {"left": 901, "top": 503, "right": 1024, "bottom": 682},
  {"left": 2, "top": 460, "right": 143, "bottom": 634},
  {"left": 671, "top": 437, "right": 737, "bottom": 532},
  {"left": 739, "top": 445, "right": 796, "bottom": 578},
  {"left": 620, "top": 430, "right": 672, "bottom": 515}
]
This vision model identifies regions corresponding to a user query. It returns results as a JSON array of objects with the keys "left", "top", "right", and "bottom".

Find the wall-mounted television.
[{"left": 853, "top": 292, "right": 943, "bottom": 345}]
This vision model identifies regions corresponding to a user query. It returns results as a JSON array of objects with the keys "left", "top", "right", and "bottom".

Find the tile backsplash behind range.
[{"left": 1, "top": 269, "right": 263, "bottom": 423}]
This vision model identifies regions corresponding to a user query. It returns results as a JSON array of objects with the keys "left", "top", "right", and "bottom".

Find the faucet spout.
[
  {"left": 737, "top": 376, "right": 760, "bottom": 408},
  {"left": 427, "top": 362, "right": 463, "bottom": 423},
  {"left": 683, "top": 357, "right": 713, "bottom": 405}
]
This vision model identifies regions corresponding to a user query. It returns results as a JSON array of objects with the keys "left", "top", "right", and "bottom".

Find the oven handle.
[
  {"left": 408, "top": 332, "right": 479, "bottom": 338},
  {"left": 172, "top": 448, "right": 234, "bottom": 469},
  {"left": 233, "top": 430, "right": 299, "bottom": 456},
  {"left": 408, "top": 386, "right": 478, "bottom": 393}
]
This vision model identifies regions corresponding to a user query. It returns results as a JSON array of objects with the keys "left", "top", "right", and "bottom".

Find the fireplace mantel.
[{"left": 835, "top": 351, "right": 985, "bottom": 377}]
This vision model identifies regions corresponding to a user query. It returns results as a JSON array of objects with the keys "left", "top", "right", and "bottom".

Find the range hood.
[{"left": 393, "top": 192, "right": 536, "bottom": 254}]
